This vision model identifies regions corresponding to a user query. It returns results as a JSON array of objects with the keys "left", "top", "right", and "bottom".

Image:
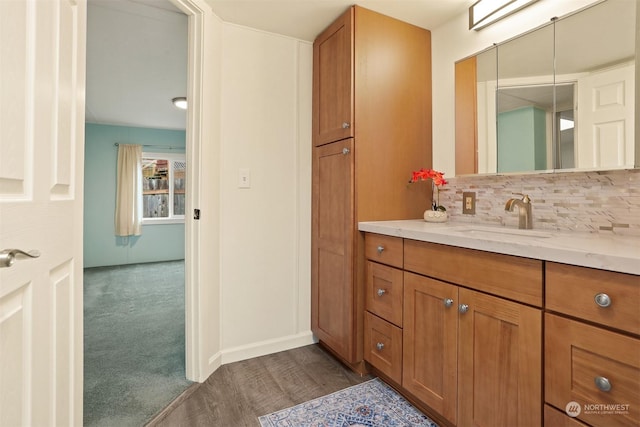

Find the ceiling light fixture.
[
  {"left": 172, "top": 97, "right": 187, "bottom": 110},
  {"left": 469, "top": 0, "right": 539, "bottom": 31}
]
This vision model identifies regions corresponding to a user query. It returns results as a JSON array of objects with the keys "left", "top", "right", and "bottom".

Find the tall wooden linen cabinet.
[{"left": 311, "top": 6, "right": 432, "bottom": 371}]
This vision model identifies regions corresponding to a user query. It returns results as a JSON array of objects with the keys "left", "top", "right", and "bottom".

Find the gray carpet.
[{"left": 84, "top": 260, "right": 192, "bottom": 427}]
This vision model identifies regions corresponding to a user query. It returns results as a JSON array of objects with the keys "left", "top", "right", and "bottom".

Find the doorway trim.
[{"left": 171, "top": 0, "right": 222, "bottom": 382}]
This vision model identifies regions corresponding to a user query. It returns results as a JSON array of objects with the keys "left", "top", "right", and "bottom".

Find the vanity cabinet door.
[
  {"left": 312, "top": 7, "right": 353, "bottom": 146},
  {"left": 458, "top": 288, "right": 542, "bottom": 427},
  {"left": 403, "top": 272, "right": 458, "bottom": 425}
]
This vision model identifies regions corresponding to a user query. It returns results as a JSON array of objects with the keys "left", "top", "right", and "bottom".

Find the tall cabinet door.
[
  {"left": 403, "top": 272, "right": 458, "bottom": 425},
  {"left": 312, "top": 139, "right": 355, "bottom": 361},
  {"left": 312, "top": 7, "right": 353, "bottom": 146},
  {"left": 457, "top": 288, "right": 542, "bottom": 427}
]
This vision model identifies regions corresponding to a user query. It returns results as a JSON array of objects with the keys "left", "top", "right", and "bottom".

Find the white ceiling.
[
  {"left": 204, "top": 0, "right": 473, "bottom": 42},
  {"left": 85, "top": 0, "right": 472, "bottom": 131},
  {"left": 86, "top": 0, "right": 188, "bottom": 130}
]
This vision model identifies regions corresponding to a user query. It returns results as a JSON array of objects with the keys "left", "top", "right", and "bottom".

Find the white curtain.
[{"left": 114, "top": 144, "right": 143, "bottom": 236}]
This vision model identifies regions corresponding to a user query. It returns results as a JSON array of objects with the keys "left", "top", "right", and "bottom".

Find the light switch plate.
[
  {"left": 238, "top": 168, "right": 251, "bottom": 188},
  {"left": 463, "top": 191, "right": 476, "bottom": 214}
]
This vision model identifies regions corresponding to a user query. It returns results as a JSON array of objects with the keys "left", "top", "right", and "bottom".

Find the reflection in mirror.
[
  {"left": 555, "top": 0, "right": 636, "bottom": 171},
  {"left": 496, "top": 24, "right": 554, "bottom": 173},
  {"left": 455, "top": 0, "right": 637, "bottom": 176},
  {"left": 476, "top": 47, "right": 497, "bottom": 174},
  {"left": 455, "top": 46, "right": 497, "bottom": 175}
]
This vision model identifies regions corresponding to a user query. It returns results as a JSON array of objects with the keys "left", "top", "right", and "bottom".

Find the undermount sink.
[{"left": 447, "top": 225, "right": 553, "bottom": 239}]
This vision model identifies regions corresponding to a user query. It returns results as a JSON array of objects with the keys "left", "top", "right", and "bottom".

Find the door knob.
[{"left": 1, "top": 249, "right": 41, "bottom": 268}]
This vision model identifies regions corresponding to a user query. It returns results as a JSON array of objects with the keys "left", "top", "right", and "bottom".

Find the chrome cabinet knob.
[
  {"left": 376, "top": 245, "right": 384, "bottom": 254},
  {"left": 594, "top": 376, "right": 612, "bottom": 392},
  {"left": 458, "top": 304, "right": 469, "bottom": 314},
  {"left": 342, "top": 122, "right": 351, "bottom": 129},
  {"left": 594, "top": 293, "right": 612, "bottom": 308},
  {"left": 376, "top": 342, "right": 384, "bottom": 351},
  {"left": 342, "top": 147, "right": 350, "bottom": 155},
  {"left": 377, "top": 289, "right": 386, "bottom": 297},
  {"left": 443, "top": 298, "right": 454, "bottom": 308}
]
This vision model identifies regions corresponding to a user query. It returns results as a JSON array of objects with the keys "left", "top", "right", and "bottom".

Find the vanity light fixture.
[
  {"left": 172, "top": 97, "right": 187, "bottom": 110},
  {"left": 469, "top": 0, "right": 539, "bottom": 31}
]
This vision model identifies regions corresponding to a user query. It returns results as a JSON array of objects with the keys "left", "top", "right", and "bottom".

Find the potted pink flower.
[{"left": 409, "top": 168, "right": 449, "bottom": 222}]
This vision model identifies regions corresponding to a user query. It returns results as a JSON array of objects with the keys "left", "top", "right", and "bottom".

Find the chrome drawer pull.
[
  {"left": 376, "top": 342, "right": 384, "bottom": 351},
  {"left": 443, "top": 298, "right": 454, "bottom": 308},
  {"left": 377, "top": 289, "right": 386, "bottom": 297},
  {"left": 458, "top": 304, "right": 469, "bottom": 314},
  {"left": 342, "top": 122, "right": 351, "bottom": 129},
  {"left": 376, "top": 245, "right": 384, "bottom": 254},
  {"left": 594, "top": 293, "right": 612, "bottom": 308},
  {"left": 594, "top": 376, "right": 612, "bottom": 392}
]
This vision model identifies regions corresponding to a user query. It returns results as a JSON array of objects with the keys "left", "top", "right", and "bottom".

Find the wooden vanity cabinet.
[
  {"left": 311, "top": 7, "right": 431, "bottom": 368},
  {"left": 363, "top": 234, "right": 543, "bottom": 426},
  {"left": 403, "top": 244, "right": 542, "bottom": 427},
  {"left": 363, "top": 234, "right": 404, "bottom": 384},
  {"left": 545, "top": 262, "right": 640, "bottom": 427}
]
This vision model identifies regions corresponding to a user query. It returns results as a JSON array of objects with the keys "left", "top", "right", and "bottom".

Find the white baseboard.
[{"left": 220, "top": 331, "right": 317, "bottom": 365}]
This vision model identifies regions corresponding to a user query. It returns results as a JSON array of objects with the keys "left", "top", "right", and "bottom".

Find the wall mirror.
[{"left": 455, "top": 0, "right": 637, "bottom": 176}]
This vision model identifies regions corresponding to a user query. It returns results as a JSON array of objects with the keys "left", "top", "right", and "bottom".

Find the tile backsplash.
[{"left": 437, "top": 169, "right": 640, "bottom": 236}]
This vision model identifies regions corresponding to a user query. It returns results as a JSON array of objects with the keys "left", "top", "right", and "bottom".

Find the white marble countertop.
[{"left": 358, "top": 220, "right": 640, "bottom": 276}]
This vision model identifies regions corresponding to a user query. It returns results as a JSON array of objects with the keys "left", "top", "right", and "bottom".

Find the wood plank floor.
[{"left": 146, "top": 344, "right": 372, "bottom": 426}]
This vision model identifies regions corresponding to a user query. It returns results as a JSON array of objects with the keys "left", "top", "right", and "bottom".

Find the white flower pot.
[{"left": 424, "top": 210, "right": 448, "bottom": 223}]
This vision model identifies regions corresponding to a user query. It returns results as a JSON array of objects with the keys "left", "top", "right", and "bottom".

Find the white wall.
[
  {"left": 218, "top": 23, "right": 313, "bottom": 363},
  {"left": 431, "top": 0, "right": 600, "bottom": 176}
]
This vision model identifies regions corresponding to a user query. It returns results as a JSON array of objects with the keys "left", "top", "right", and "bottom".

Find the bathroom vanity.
[{"left": 359, "top": 220, "right": 639, "bottom": 427}]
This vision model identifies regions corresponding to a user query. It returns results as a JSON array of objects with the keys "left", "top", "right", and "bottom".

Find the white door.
[
  {"left": 0, "top": 0, "right": 86, "bottom": 426},
  {"left": 577, "top": 62, "right": 635, "bottom": 169}
]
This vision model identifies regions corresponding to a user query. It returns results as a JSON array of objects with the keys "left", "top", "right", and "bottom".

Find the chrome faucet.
[{"left": 505, "top": 193, "right": 533, "bottom": 229}]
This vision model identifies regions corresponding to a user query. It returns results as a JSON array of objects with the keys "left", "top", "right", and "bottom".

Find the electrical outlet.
[{"left": 463, "top": 191, "right": 476, "bottom": 215}]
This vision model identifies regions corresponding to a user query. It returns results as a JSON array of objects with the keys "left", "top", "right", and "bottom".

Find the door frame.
[{"left": 170, "top": 0, "right": 222, "bottom": 382}]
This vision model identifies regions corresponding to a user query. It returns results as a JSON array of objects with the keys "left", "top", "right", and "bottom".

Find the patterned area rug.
[{"left": 258, "top": 378, "right": 439, "bottom": 427}]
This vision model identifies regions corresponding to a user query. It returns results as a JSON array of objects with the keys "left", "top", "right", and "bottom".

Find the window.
[{"left": 141, "top": 152, "right": 185, "bottom": 224}]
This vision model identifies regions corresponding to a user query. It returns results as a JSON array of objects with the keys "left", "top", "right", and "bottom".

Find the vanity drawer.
[
  {"left": 546, "top": 262, "right": 640, "bottom": 335},
  {"left": 364, "top": 311, "right": 403, "bottom": 384},
  {"left": 404, "top": 240, "right": 543, "bottom": 307},
  {"left": 544, "top": 404, "right": 590, "bottom": 427},
  {"left": 366, "top": 261, "right": 403, "bottom": 327},
  {"left": 365, "top": 233, "right": 403, "bottom": 268},
  {"left": 545, "top": 314, "right": 640, "bottom": 427}
]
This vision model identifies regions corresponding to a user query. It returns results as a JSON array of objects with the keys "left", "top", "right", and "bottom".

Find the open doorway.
[{"left": 83, "top": 1, "right": 190, "bottom": 425}]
